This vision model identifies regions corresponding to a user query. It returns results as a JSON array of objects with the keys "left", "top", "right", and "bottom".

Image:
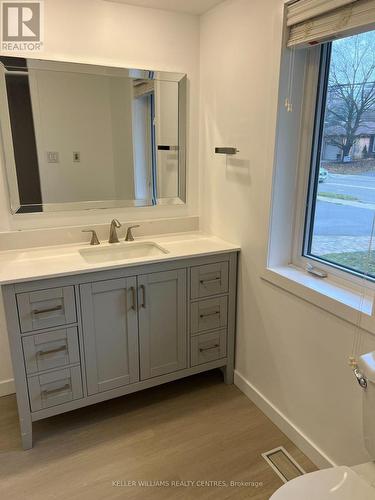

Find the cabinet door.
[
  {"left": 80, "top": 277, "right": 139, "bottom": 395},
  {"left": 138, "top": 269, "right": 187, "bottom": 380}
]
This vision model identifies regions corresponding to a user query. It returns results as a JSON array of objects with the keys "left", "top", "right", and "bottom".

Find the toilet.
[{"left": 270, "top": 351, "right": 375, "bottom": 499}]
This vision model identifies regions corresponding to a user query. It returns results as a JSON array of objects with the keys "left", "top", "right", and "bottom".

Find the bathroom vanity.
[
  {"left": 0, "top": 234, "right": 239, "bottom": 449},
  {"left": 0, "top": 56, "right": 239, "bottom": 449}
]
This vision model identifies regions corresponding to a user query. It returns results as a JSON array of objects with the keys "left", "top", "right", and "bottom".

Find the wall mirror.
[{"left": 0, "top": 56, "right": 187, "bottom": 214}]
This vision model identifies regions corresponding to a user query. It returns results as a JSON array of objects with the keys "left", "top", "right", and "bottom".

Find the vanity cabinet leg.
[
  {"left": 20, "top": 414, "right": 33, "bottom": 450},
  {"left": 222, "top": 365, "right": 234, "bottom": 385}
]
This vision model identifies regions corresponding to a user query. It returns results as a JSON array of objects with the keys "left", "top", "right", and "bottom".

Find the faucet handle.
[
  {"left": 125, "top": 225, "right": 140, "bottom": 242},
  {"left": 82, "top": 229, "right": 100, "bottom": 246}
]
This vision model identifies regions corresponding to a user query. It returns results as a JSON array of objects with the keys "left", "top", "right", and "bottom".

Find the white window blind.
[
  {"left": 287, "top": 0, "right": 357, "bottom": 26},
  {"left": 287, "top": 0, "right": 375, "bottom": 48}
]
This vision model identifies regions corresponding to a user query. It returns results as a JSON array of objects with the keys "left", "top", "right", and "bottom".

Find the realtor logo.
[{"left": 1, "top": 1, "right": 43, "bottom": 51}]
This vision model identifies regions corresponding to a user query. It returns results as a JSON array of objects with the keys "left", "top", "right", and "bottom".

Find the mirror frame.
[{"left": 0, "top": 57, "right": 187, "bottom": 214}]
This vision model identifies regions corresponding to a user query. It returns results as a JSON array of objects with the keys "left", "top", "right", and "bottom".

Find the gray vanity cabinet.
[
  {"left": 80, "top": 269, "right": 187, "bottom": 392},
  {"left": 138, "top": 269, "right": 187, "bottom": 380},
  {"left": 2, "top": 251, "right": 238, "bottom": 450},
  {"left": 80, "top": 277, "right": 139, "bottom": 395}
]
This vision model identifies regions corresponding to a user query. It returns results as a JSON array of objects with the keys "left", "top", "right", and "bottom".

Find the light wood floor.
[{"left": 0, "top": 370, "right": 316, "bottom": 500}]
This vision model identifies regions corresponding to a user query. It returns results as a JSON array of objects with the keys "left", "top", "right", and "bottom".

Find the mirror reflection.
[{"left": 0, "top": 57, "right": 186, "bottom": 213}]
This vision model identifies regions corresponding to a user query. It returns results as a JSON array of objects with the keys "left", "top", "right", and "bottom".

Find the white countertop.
[{"left": 0, "top": 232, "right": 240, "bottom": 285}]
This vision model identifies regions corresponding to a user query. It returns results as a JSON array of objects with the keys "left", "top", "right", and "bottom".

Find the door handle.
[
  {"left": 140, "top": 285, "right": 146, "bottom": 308},
  {"left": 130, "top": 286, "right": 136, "bottom": 311}
]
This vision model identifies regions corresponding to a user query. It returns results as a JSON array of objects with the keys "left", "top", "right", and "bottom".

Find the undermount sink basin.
[{"left": 79, "top": 242, "right": 169, "bottom": 264}]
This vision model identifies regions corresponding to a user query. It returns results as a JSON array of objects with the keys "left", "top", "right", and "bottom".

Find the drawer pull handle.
[
  {"left": 37, "top": 345, "right": 67, "bottom": 357},
  {"left": 199, "top": 344, "right": 220, "bottom": 352},
  {"left": 32, "top": 305, "right": 63, "bottom": 316},
  {"left": 200, "top": 311, "right": 220, "bottom": 319},
  {"left": 200, "top": 277, "right": 221, "bottom": 285},
  {"left": 41, "top": 383, "right": 71, "bottom": 398}
]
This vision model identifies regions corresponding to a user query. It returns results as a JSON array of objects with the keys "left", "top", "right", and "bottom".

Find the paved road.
[
  {"left": 315, "top": 173, "right": 375, "bottom": 237},
  {"left": 313, "top": 201, "right": 374, "bottom": 236},
  {"left": 318, "top": 173, "right": 375, "bottom": 203}
]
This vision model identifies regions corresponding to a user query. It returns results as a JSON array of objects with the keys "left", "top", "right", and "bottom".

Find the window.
[
  {"left": 265, "top": 2, "right": 375, "bottom": 324},
  {"left": 303, "top": 31, "right": 375, "bottom": 280}
]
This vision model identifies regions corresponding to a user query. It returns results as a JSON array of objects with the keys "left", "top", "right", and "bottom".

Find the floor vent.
[{"left": 262, "top": 446, "right": 306, "bottom": 484}]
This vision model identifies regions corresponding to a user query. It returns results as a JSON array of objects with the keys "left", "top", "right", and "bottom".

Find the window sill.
[{"left": 262, "top": 265, "right": 375, "bottom": 333}]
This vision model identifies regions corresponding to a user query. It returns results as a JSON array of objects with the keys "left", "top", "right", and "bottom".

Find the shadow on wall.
[
  {"left": 235, "top": 250, "right": 288, "bottom": 411},
  {"left": 0, "top": 288, "right": 13, "bottom": 392},
  {"left": 201, "top": 104, "right": 252, "bottom": 185},
  {"left": 255, "top": 279, "right": 375, "bottom": 466},
  {"left": 226, "top": 157, "right": 251, "bottom": 183}
]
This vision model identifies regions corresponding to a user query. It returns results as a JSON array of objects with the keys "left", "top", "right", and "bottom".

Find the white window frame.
[{"left": 264, "top": 31, "right": 375, "bottom": 333}]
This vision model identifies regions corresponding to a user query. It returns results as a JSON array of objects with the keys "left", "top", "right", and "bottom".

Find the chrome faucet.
[{"left": 109, "top": 219, "right": 122, "bottom": 243}]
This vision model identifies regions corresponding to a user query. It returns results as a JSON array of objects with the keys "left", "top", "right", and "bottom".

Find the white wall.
[
  {"left": 155, "top": 80, "right": 179, "bottom": 198},
  {"left": 110, "top": 77, "right": 136, "bottom": 201},
  {"left": 0, "top": 0, "right": 199, "bottom": 230},
  {"left": 0, "top": 0, "right": 199, "bottom": 395},
  {"left": 132, "top": 94, "right": 153, "bottom": 200},
  {"left": 200, "top": 0, "right": 375, "bottom": 467},
  {"left": 30, "top": 70, "right": 118, "bottom": 203}
]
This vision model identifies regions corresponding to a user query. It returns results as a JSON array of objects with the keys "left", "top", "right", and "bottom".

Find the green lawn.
[
  {"left": 321, "top": 250, "right": 375, "bottom": 276},
  {"left": 318, "top": 192, "right": 359, "bottom": 201}
]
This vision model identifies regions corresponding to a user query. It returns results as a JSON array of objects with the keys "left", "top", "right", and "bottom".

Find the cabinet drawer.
[
  {"left": 190, "top": 296, "right": 228, "bottom": 334},
  {"left": 191, "top": 262, "right": 229, "bottom": 299},
  {"left": 17, "top": 286, "right": 77, "bottom": 333},
  {"left": 191, "top": 330, "right": 227, "bottom": 367},
  {"left": 22, "top": 327, "right": 80, "bottom": 375},
  {"left": 27, "top": 366, "right": 83, "bottom": 412}
]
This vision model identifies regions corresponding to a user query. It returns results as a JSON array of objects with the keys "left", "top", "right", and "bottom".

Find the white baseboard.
[
  {"left": 234, "top": 370, "right": 336, "bottom": 469},
  {"left": 0, "top": 378, "right": 15, "bottom": 397}
]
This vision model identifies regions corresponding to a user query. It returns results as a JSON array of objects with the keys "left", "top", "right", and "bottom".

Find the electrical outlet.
[
  {"left": 47, "top": 151, "right": 59, "bottom": 163},
  {"left": 73, "top": 152, "right": 80, "bottom": 162}
]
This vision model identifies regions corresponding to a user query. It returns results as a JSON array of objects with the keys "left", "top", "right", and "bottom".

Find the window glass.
[{"left": 305, "top": 31, "right": 375, "bottom": 278}]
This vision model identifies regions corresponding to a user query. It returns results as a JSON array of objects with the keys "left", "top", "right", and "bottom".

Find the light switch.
[
  {"left": 73, "top": 152, "right": 80, "bottom": 162},
  {"left": 47, "top": 151, "right": 59, "bottom": 163}
]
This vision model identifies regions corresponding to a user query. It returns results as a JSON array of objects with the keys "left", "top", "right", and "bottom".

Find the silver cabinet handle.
[
  {"left": 140, "top": 285, "right": 146, "bottom": 308},
  {"left": 32, "top": 305, "right": 63, "bottom": 316},
  {"left": 200, "top": 277, "right": 221, "bottom": 285},
  {"left": 41, "top": 383, "right": 71, "bottom": 398},
  {"left": 130, "top": 286, "right": 136, "bottom": 311},
  {"left": 37, "top": 345, "right": 67, "bottom": 357},
  {"left": 200, "top": 311, "right": 220, "bottom": 319},
  {"left": 199, "top": 344, "right": 220, "bottom": 352}
]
